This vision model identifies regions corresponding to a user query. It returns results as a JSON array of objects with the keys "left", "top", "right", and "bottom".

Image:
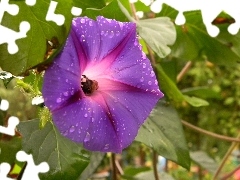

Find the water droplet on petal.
[
  {"left": 104, "top": 144, "right": 109, "bottom": 150},
  {"left": 69, "top": 126, "right": 75, "bottom": 133},
  {"left": 140, "top": 77, "right": 144, "bottom": 82},
  {"left": 84, "top": 113, "right": 88, "bottom": 117},
  {"left": 148, "top": 81, "right": 152, "bottom": 85},
  {"left": 100, "top": 30, "right": 104, "bottom": 35},
  {"left": 109, "top": 31, "right": 114, "bottom": 38},
  {"left": 80, "top": 19, "right": 85, "bottom": 23},
  {"left": 116, "top": 31, "right": 120, "bottom": 36},
  {"left": 56, "top": 98, "right": 62, "bottom": 103},
  {"left": 63, "top": 130, "right": 68, "bottom": 136},
  {"left": 143, "top": 63, "right": 146, "bottom": 68},
  {"left": 63, "top": 91, "right": 69, "bottom": 96},
  {"left": 84, "top": 132, "right": 90, "bottom": 142},
  {"left": 65, "top": 79, "right": 69, "bottom": 83},
  {"left": 89, "top": 20, "right": 93, "bottom": 26}
]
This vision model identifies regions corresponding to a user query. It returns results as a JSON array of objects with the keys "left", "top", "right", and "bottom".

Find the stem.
[
  {"left": 111, "top": 153, "right": 118, "bottom": 180},
  {"left": 177, "top": 61, "right": 192, "bottom": 83},
  {"left": 181, "top": 120, "right": 240, "bottom": 143},
  {"left": 153, "top": 150, "right": 159, "bottom": 180},
  {"left": 213, "top": 133, "right": 240, "bottom": 180}
]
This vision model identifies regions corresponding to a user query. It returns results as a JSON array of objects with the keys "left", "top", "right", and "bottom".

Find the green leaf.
[
  {"left": 157, "top": 5, "right": 240, "bottom": 65},
  {"left": 155, "top": 65, "right": 209, "bottom": 107},
  {"left": 0, "top": 0, "right": 72, "bottom": 75},
  {"left": 123, "top": 167, "right": 151, "bottom": 179},
  {"left": 190, "top": 151, "right": 218, "bottom": 174},
  {"left": 73, "top": 0, "right": 105, "bottom": 9},
  {"left": 137, "top": 17, "right": 176, "bottom": 58},
  {"left": 183, "top": 95, "right": 209, "bottom": 107},
  {"left": 79, "top": 152, "right": 105, "bottom": 180},
  {"left": 155, "top": 65, "right": 185, "bottom": 103},
  {"left": 135, "top": 100, "right": 190, "bottom": 169},
  {"left": 181, "top": 87, "right": 221, "bottom": 99},
  {"left": 84, "top": 0, "right": 128, "bottom": 22},
  {"left": 17, "top": 119, "right": 90, "bottom": 180},
  {"left": 0, "top": 137, "right": 22, "bottom": 164}
]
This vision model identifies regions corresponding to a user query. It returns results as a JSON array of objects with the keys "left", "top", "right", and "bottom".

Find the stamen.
[{"left": 81, "top": 75, "right": 99, "bottom": 95}]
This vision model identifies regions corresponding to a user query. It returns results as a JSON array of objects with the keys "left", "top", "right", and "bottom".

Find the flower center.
[{"left": 81, "top": 75, "right": 99, "bottom": 95}]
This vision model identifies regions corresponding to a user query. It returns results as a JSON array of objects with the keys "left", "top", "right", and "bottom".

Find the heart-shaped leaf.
[
  {"left": 17, "top": 119, "right": 90, "bottom": 180},
  {"left": 135, "top": 100, "right": 190, "bottom": 169}
]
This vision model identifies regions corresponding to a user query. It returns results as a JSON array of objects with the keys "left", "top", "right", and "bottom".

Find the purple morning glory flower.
[{"left": 42, "top": 16, "right": 163, "bottom": 153}]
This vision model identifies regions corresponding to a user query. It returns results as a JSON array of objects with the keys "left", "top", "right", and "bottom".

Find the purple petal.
[
  {"left": 42, "top": 35, "right": 83, "bottom": 111},
  {"left": 52, "top": 96, "right": 122, "bottom": 153}
]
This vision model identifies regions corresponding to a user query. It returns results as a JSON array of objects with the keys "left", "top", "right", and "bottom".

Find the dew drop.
[
  {"left": 63, "top": 91, "right": 69, "bottom": 96},
  {"left": 116, "top": 31, "right": 120, "bottom": 36},
  {"left": 150, "top": 71, "right": 155, "bottom": 77},
  {"left": 104, "top": 144, "right": 109, "bottom": 150},
  {"left": 89, "top": 20, "right": 93, "bottom": 26},
  {"left": 84, "top": 113, "right": 88, "bottom": 118},
  {"left": 91, "top": 117, "right": 95, "bottom": 122},
  {"left": 84, "top": 132, "right": 90, "bottom": 142},
  {"left": 80, "top": 19, "right": 85, "bottom": 23},
  {"left": 148, "top": 81, "right": 152, "bottom": 85},
  {"left": 56, "top": 98, "right": 62, "bottom": 103},
  {"left": 63, "top": 130, "right": 68, "bottom": 136},
  {"left": 100, "top": 30, "right": 104, "bottom": 35},
  {"left": 140, "top": 77, "right": 144, "bottom": 82},
  {"left": 104, "top": 31, "right": 109, "bottom": 36},
  {"left": 143, "top": 63, "right": 146, "bottom": 68},
  {"left": 69, "top": 126, "right": 75, "bottom": 133},
  {"left": 109, "top": 31, "right": 114, "bottom": 38},
  {"left": 65, "top": 79, "right": 69, "bottom": 83}
]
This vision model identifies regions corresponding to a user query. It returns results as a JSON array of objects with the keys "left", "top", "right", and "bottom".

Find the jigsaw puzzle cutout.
[
  {"left": 0, "top": 0, "right": 30, "bottom": 54},
  {"left": 0, "top": 151, "right": 50, "bottom": 180},
  {"left": 0, "top": 163, "right": 14, "bottom": 180},
  {"left": 150, "top": 0, "right": 240, "bottom": 37},
  {"left": 0, "top": 99, "right": 19, "bottom": 136},
  {"left": 16, "top": 151, "right": 50, "bottom": 180}
]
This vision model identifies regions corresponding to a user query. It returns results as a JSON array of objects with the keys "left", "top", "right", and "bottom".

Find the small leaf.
[
  {"left": 135, "top": 100, "right": 190, "bottom": 169},
  {"left": 17, "top": 119, "right": 90, "bottom": 180},
  {"left": 190, "top": 151, "right": 218, "bottom": 174},
  {"left": 182, "top": 87, "right": 221, "bottom": 99},
  {"left": 183, "top": 95, "right": 209, "bottom": 107},
  {"left": 137, "top": 17, "right": 176, "bottom": 58}
]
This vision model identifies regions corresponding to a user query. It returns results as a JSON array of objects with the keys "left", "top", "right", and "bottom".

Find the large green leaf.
[
  {"left": 84, "top": 0, "right": 128, "bottom": 22},
  {"left": 157, "top": 5, "right": 240, "bottom": 65},
  {"left": 0, "top": 137, "right": 22, "bottom": 164},
  {"left": 135, "top": 100, "right": 190, "bottom": 169},
  {"left": 17, "top": 119, "right": 90, "bottom": 180},
  {"left": 137, "top": 17, "right": 176, "bottom": 58},
  {"left": 1, "top": 0, "right": 71, "bottom": 75}
]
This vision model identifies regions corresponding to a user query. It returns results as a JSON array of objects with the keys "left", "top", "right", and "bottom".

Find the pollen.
[{"left": 81, "top": 75, "right": 99, "bottom": 95}]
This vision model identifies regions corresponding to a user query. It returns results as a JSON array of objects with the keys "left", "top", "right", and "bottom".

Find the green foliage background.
[{"left": 1, "top": 0, "right": 240, "bottom": 179}]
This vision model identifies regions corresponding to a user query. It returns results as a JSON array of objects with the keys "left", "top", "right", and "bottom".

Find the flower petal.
[
  {"left": 42, "top": 35, "right": 83, "bottom": 111},
  {"left": 72, "top": 17, "right": 135, "bottom": 71},
  {"left": 52, "top": 97, "right": 122, "bottom": 153}
]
